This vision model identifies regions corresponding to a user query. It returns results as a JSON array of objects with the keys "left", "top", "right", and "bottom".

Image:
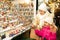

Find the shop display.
[
  {"left": 0, "top": 0, "right": 35, "bottom": 40},
  {"left": 0, "top": 32, "right": 6, "bottom": 39}
]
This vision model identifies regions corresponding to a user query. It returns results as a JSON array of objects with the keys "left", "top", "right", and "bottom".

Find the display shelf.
[
  {"left": 0, "top": 23, "right": 23, "bottom": 33},
  {"left": 9, "top": 19, "right": 18, "bottom": 23},
  {"left": 10, "top": 25, "right": 31, "bottom": 40},
  {"left": 0, "top": 0, "right": 36, "bottom": 40},
  {"left": 3, "top": 25, "right": 31, "bottom": 40}
]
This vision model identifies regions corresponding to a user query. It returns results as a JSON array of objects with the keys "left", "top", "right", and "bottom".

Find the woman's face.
[{"left": 39, "top": 10, "right": 46, "bottom": 15}]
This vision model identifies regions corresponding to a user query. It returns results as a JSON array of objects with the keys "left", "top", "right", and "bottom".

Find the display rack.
[
  {"left": 0, "top": 0, "right": 36, "bottom": 40},
  {"left": 3, "top": 24, "right": 31, "bottom": 40}
]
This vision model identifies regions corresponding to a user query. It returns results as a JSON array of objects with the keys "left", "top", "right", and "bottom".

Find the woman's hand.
[
  {"left": 31, "top": 24, "right": 36, "bottom": 29},
  {"left": 31, "top": 24, "right": 41, "bottom": 30},
  {"left": 52, "top": 23, "right": 58, "bottom": 31},
  {"left": 50, "top": 27, "right": 57, "bottom": 33},
  {"left": 50, "top": 23, "right": 58, "bottom": 33}
]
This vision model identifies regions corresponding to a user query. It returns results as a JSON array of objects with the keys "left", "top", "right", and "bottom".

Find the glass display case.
[{"left": 0, "top": 0, "right": 36, "bottom": 40}]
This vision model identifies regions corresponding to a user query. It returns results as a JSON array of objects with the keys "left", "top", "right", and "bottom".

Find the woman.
[
  {"left": 31, "top": 3, "right": 57, "bottom": 40},
  {"left": 35, "top": 17, "right": 57, "bottom": 40}
]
